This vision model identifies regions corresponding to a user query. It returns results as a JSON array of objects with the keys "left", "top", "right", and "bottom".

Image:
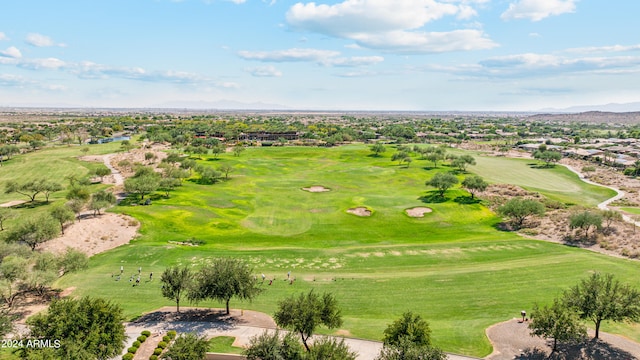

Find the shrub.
[
  {"left": 122, "top": 354, "right": 134, "bottom": 360},
  {"left": 149, "top": 356, "right": 158, "bottom": 360},
  {"left": 157, "top": 341, "right": 167, "bottom": 349},
  {"left": 127, "top": 346, "right": 138, "bottom": 354},
  {"left": 153, "top": 348, "right": 162, "bottom": 355},
  {"left": 138, "top": 335, "right": 147, "bottom": 343},
  {"left": 162, "top": 335, "right": 170, "bottom": 342},
  {"left": 132, "top": 340, "right": 141, "bottom": 348},
  {"left": 167, "top": 330, "right": 177, "bottom": 339},
  {"left": 141, "top": 330, "right": 151, "bottom": 337}
]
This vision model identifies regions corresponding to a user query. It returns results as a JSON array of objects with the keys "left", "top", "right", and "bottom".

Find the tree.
[
  {"left": 218, "top": 164, "right": 234, "bottom": 180},
  {"left": 370, "top": 143, "right": 386, "bottom": 157},
  {"left": 26, "top": 296, "right": 126, "bottom": 359},
  {"left": 461, "top": 175, "right": 488, "bottom": 199},
  {"left": 376, "top": 312, "right": 445, "bottom": 360},
  {"left": 601, "top": 209, "right": 622, "bottom": 232},
  {"left": 161, "top": 266, "right": 192, "bottom": 313},
  {"left": 533, "top": 150, "right": 562, "bottom": 167},
  {"left": 58, "top": 247, "right": 89, "bottom": 275},
  {"left": 273, "top": 290, "right": 342, "bottom": 352},
  {"left": 88, "top": 190, "right": 117, "bottom": 216},
  {"left": 197, "top": 166, "right": 222, "bottom": 184},
  {"left": 163, "top": 332, "right": 208, "bottom": 360},
  {"left": 5, "top": 179, "right": 60, "bottom": 202},
  {"left": 94, "top": 165, "right": 111, "bottom": 182},
  {"left": 529, "top": 298, "right": 586, "bottom": 352},
  {"left": 0, "top": 255, "right": 28, "bottom": 308},
  {"left": 391, "top": 151, "right": 410, "bottom": 166},
  {"left": 563, "top": 272, "right": 640, "bottom": 339},
  {"left": 159, "top": 177, "right": 182, "bottom": 198},
  {"left": 426, "top": 173, "right": 458, "bottom": 197},
  {"left": 306, "top": 337, "right": 357, "bottom": 360},
  {"left": 498, "top": 197, "right": 545, "bottom": 229},
  {"left": 582, "top": 166, "right": 596, "bottom": 178},
  {"left": 124, "top": 173, "right": 160, "bottom": 200},
  {"left": 0, "top": 208, "right": 15, "bottom": 231},
  {"left": 6, "top": 214, "right": 58, "bottom": 250},
  {"left": 50, "top": 204, "right": 75, "bottom": 235},
  {"left": 232, "top": 145, "right": 245, "bottom": 157},
  {"left": 188, "top": 258, "right": 262, "bottom": 315},
  {"left": 66, "top": 199, "right": 87, "bottom": 220},
  {"left": 244, "top": 330, "right": 304, "bottom": 360},
  {"left": 569, "top": 211, "right": 602, "bottom": 239},
  {"left": 451, "top": 154, "right": 476, "bottom": 172}
]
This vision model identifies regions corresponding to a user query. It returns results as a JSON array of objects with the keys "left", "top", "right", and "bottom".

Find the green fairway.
[
  {"left": 466, "top": 153, "right": 616, "bottom": 206},
  {"left": 620, "top": 207, "right": 640, "bottom": 215},
  {"left": 9, "top": 143, "right": 634, "bottom": 357}
]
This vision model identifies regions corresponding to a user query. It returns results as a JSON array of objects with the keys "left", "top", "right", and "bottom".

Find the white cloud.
[
  {"left": 25, "top": 33, "right": 65, "bottom": 47},
  {"left": 0, "top": 74, "right": 32, "bottom": 87},
  {"left": 238, "top": 48, "right": 340, "bottom": 62},
  {"left": 0, "top": 46, "right": 22, "bottom": 58},
  {"left": 20, "top": 57, "right": 67, "bottom": 70},
  {"left": 238, "top": 48, "right": 384, "bottom": 67},
  {"left": 501, "top": 0, "right": 577, "bottom": 21},
  {"left": 0, "top": 32, "right": 8, "bottom": 41},
  {"left": 354, "top": 29, "right": 496, "bottom": 53},
  {"left": 286, "top": 0, "right": 496, "bottom": 53},
  {"left": 566, "top": 44, "right": 640, "bottom": 54},
  {"left": 245, "top": 66, "right": 283, "bottom": 77}
]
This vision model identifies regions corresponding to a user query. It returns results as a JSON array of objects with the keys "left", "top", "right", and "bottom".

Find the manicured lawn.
[
  {"left": 51, "top": 145, "right": 640, "bottom": 357},
  {"left": 620, "top": 207, "right": 640, "bottom": 215},
  {"left": 208, "top": 336, "right": 244, "bottom": 354}
]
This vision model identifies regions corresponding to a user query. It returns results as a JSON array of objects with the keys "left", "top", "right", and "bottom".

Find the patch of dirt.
[
  {"left": 108, "top": 142, "right": 170, "bottom": 179},
  {"left": 133, "top": 307, "right": 276, "bottom": 329},
  {"left": 486, "top": 318, "right": 640, "bottom": 359},
  {"left": 302, "top": 186, "right": 330, "bottom": 192},
  {"left": 39, "top": 213, "right": 140, "bottom": 257},
  {"left": 0, "top": 200, "right": 27, "bottom": 208},
  {"left": 347, "top": 207, "right": 371, "bottom": 217},
  {"left": 405, "top": 207, "right": 433, "bottom": 217}
]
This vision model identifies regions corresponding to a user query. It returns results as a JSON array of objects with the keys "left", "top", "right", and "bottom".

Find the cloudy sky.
[{"left": 1, "top": 0, "right": 639, "bottom": 111}]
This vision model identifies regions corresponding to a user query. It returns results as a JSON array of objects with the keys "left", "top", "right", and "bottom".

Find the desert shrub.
[
  {"left": 149, "top": 356, "right": 158, "bottom": 360},
  {"left": 127, "top": 346, "right": 138, "bottom": 354},
  {"left": 153, "top": 348, "right": 162, "bottom": 355},
  {"left": 138, "top": 335, "right": 147, "bottom": 343},
  {"left": 157, "top": 341, "right": 167, "bottom": 349},
  {"left": 122, "top": 354, "right": 134, "bottom": 360},
  {"left": 141, "top": 330, "right": 151, "bottom": 337},
  {"left": 167, "top": 330, "right": 177, "bottom": 339},
  {"left": 132, "top": 340, "right": 141, "bottom": 348}
]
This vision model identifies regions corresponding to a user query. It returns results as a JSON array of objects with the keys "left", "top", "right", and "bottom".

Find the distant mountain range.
[
  {"left": 539, "top": 102, "right": 640, "bottom": 113},
  {"left": 154, "top": 99, "right": 292, "bottom": 110}
]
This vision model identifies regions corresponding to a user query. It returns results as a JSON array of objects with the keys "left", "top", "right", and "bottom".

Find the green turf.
[
  {"left": 620, "top": 207, "right": 640, "bottom": 215},
  {"left": 207, "top": 336, "right": 244, "bottom": 354},
  {"left": 6, "top": 143, "right": 636, "bottom": 357}
]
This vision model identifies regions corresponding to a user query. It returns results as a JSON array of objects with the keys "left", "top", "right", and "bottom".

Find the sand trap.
[
  {"left": 405, "top": 207, "right": 433, "bottom": 217},
  {"left": 0, "top": 200, "right": 27, "bottom": 208},
  {"left": 39, "top": 212, "right": 140, "bottom": 257},
  {"left": 347, "top": 207, "right": 371, "bottom": 217},
  {"left": 302, "top": 186, "right": 330, "bottom": 192}
]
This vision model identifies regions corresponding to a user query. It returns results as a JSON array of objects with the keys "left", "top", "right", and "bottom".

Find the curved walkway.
[
  {"left": 120, "top": 316, "right": 478, "bottom": 360},
  {"left": 561, "top": 163, "right": 640, "bottom": 227}
]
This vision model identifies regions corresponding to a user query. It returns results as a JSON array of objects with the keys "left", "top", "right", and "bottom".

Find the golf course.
[{"left": 6, "top": 143, "right": 640, "bottom": 357}]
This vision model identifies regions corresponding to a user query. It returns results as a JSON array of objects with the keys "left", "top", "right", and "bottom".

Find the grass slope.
[{"left": 15, "top": 143, "right": 633, "bottom": 357}]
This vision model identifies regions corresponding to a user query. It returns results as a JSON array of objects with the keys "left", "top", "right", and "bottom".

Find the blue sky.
[{"left": 1, "top": 0, "right": 639, "bottom": 111}]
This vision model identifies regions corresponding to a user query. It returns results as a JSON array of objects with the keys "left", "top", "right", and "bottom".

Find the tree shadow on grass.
[
  {"left": 454, "top": 196, "right": 481, "bottom": 205},
  {"left": 206, "top": 158, "right": 222, "bottom": 162},
  {"left": 13, "top": 201, "right": 48, "bottom": 209},
  {"left": 418, "top": 191, "right": 448, "bottom": 204},
  {"left": 515, "top": 338, "right": 636, "bottom": 360}
]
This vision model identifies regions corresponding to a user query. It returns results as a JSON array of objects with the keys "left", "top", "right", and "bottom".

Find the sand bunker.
[
  {"left": 347, "top": 207, "right": 371, "bottom": 217},
  {"left": 302, "top": 186, "right": 330, "bottom": 192},
  {"left": 405, "top": 207, "right": 433, "bottom": 217}
]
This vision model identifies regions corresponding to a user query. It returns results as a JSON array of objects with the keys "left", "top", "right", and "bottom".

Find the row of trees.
[
  {"left": 529, "top": 272, "right": 640, "bottom": 353},
  {"left": 161, "top": 258, "right": 262, "bottom": 315},
  {"left": 426, "top": 173, "right": 488, "bottom": 198}
]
